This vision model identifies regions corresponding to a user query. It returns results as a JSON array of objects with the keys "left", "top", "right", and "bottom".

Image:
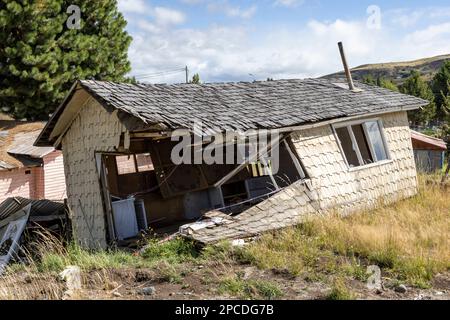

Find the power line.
[
  {"left": 134, "top": 67, "right": 186, "bottom": 78},
  {"left": 134, "top": 67, "right": 187, "bottom": 81}
]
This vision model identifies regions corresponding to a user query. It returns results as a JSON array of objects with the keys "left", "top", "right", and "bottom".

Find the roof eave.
[{"left": 34, "top": 81, "right": 80, "bottom": 148}]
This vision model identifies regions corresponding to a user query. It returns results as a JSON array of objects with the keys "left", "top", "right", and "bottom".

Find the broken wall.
[
  {"left": 189, "top": 111, "right": 418, "bottom": 243},
  {"left": 61, "top": 98, "right": 125, "bottom": 248}
]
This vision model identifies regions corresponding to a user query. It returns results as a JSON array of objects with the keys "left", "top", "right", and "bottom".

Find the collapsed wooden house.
[{"left": 35, "top": 78, "right": 427, "bottom": 248}]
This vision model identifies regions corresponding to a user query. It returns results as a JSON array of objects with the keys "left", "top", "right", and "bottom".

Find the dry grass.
[
  {"left": 0, "top": 175, "right": 448, "bottom": 299},
  {"left": 240, "top": 175, "right": 449, "bottom": 288}
]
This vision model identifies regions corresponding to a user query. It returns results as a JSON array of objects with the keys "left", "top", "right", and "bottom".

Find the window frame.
[
  {"left": 332, "top": 118, "right": 391, "bottom": 170},
  {"left": 115, "top": 153, "right": 154, "bottom": 175}
]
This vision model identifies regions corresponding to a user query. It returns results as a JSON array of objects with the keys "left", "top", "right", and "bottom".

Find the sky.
[{"left": 117, "top": 0, "right": 450, "bottom": 83}]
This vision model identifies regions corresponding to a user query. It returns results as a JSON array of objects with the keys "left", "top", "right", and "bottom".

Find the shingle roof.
[
  {"left": 0, "top": 121, "right": 54, "bottom": 170},
  {"left": 36, "top": 78, "right": 428, "bottom": 146},
  {"left": 79, "top": 78, "right": 427, "bottom": 135}
]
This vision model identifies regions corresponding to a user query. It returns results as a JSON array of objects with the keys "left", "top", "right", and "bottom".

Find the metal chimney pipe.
[{"left": 338, "top": 42, "right": 355, "bottom": 91}]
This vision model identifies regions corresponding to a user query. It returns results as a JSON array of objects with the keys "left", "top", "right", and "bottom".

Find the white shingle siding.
[
  {"left": 291, "top": 111, "right": 417, "bottom": 212},
  {"left": 62, "top": 98, "right": 125, "bottom": 248},
  {"left": 190, "top": 111, "right": 418, "bottom": 243}
]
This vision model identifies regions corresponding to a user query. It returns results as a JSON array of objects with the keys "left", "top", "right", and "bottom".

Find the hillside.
[{"left": 323, "top": 54, "right": 450, "bottom": 84}]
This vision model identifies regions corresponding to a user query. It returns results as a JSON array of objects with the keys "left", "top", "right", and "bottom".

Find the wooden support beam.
[{"left": 214, "top": 134, "right": 283, "bottom": 188}]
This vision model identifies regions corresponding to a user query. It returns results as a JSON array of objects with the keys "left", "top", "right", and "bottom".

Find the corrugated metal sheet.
[
  {"left": 8, "top": 144, "right": 55, "bottom": 158},
  {"left": 0, "top": 197, "right": 65, "bottom": 221},
  {"left": 411, "top": 130, "right": 447, "bottom": 151},
  {"left": 0, "top": 121, "right": 54, "bottom": 171},
  {"left": 8, "top": 131, "right": 55, "bottom": 158},
  {"left": 0, "top": 160, "right": 15, "bottom": 170}
]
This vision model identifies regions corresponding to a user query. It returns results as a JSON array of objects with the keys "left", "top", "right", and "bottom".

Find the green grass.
[
  {"left": 141, "top": 238, "right": 198, "bottom": 263},
  {"left": 37, "top": 243, "right": 147, "bottom": 272},
  {"left": 218, "top": 276, "right": 283, "bottom": 300},
  {"left": 326, "top": 278, "right": 355, "bottom": 300},
  {"left": 9, "top": 236, "right": 199, "bottom": 274}
]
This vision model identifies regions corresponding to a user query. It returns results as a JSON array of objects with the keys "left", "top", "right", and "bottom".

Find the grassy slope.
[
  {"left": 323, "top": 54, "right": 450, "bottom": 84},
  {"left": 1, "top": 175, "right": 449, "bottom": 300}
]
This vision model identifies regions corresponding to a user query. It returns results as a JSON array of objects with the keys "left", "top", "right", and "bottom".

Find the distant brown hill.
[{"left": 323, "top": 54, "right": 450, "bottom": 84}]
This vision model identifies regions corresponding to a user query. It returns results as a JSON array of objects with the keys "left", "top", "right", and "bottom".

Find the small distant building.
[
  {"left": 0, "top": 121, "right": 66, "bottom": 202},
  {"left": 411, "top": 130, "right": 447, "bottom": 173}
]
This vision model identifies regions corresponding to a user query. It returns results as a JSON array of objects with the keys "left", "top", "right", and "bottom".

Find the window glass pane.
[
  {"left": 136, "top": 153, "right": 154, "bottom": 172},
  {"left": 351, "top": 124, "right": 374, "bottom": 165},
  {"left": 335, "top": 127, "right": 360, "bottom": 167},
  {"left": 365, "top": 121, "right": 388, "bottom": 161},
  {"left": 116, "top": 155, "right": 136, "bottom": 175}
]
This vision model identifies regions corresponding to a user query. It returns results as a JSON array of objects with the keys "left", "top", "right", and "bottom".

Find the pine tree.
[
  {"left": 191, "top": 73, "right": 200, "bottom": 84},
  {"left": 0, "top": 0, "right": 132, "bottom": 119},
  {"left": 362, "top": 75, "right": 399, "bottom": 92},
  {"left": 400, "top": 71, "right": 436, "bottom": 125},
  {"left": 377, "top": 77, "right": 399, "bottom": 92},
  {"left": 432, "top": 61, "right": 450, "bottom": 121},
  {"left": 362, "top": 74, "right": 377, "bottom": 86}
]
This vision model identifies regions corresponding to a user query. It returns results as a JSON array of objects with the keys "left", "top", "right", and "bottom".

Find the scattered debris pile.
[{"left": 0, "top": 197, "right": 68, "bottom": 274}]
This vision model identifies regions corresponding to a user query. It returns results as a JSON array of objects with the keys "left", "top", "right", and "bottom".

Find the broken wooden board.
[{"left": 0, "top": 204, "right": 31, "bottom": 275}]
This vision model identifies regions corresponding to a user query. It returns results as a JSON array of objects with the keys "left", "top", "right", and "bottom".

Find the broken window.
[
  {"left": 136, "top": 153, "right": 154, "bottom": 172},
  {"left": 365, "top": 121, "right": 388, "bottom": 161},
  {"left": 247, "top": 160, "right": 272, "bottom": 178},
  {"left": 334, "top": 119, "right": 389, "bottom": 168},
  {"left": 116, "top": 153, "right": 154, "bottom": 175},
  {"left": 351, "top": 124, "right": 373, "bottom": 165},
  {"left": 335, "top": 127, "right": 360, "bottom": 167},
  {"left": 116, "top": 155, "right": 136, "bottom": 175}
]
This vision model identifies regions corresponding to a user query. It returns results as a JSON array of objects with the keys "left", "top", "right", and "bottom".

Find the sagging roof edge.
[
  {"left": 34, "top": 80, "right": 426, "bottom": 148},
  {"left": 34, "top": 81, "right": 79, "bottom": 147},
  {"left": 411, "top": 130, "right": 447, "bottom": 150}
]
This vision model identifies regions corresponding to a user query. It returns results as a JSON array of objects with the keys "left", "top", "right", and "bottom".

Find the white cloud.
[
  {"left": 118, "top": 1, "right": 186, "bottom": 27},
  {"left": 403, "top": 22, "right": 450, "bottom": 55},
  {"left": 118, "top": 0, "right": 148, "bottom": 14},
  {"left": 138, "top": 20, "right": 161, "bottom": 34},
  {"left": 389, "top": 9, "right": 424, "bottom": 28},
  {"left": 129, "top": 19, "right": 383, "bottom": 83},
  {"left": 207, "top": 1, "right": 257, "bottom": 19},
  {"left": 180, "top": 0, "right": 205, "bottom": 4},
  {"left": 127, "top": 6, "right": 450, "bottom": 84},
  {"left": 274, "top": 0, "right": 304, "bottom": 8},
  {"left": 153, "top": 7, "right": 186, "bottom": 26},
  {"left": 387, "top": 6, "right": 450, "bottom": 28}
]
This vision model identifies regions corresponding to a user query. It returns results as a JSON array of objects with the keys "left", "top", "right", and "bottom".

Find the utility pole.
[{"left": 185, "top": 66, "right": 189, "bottom": 84}]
